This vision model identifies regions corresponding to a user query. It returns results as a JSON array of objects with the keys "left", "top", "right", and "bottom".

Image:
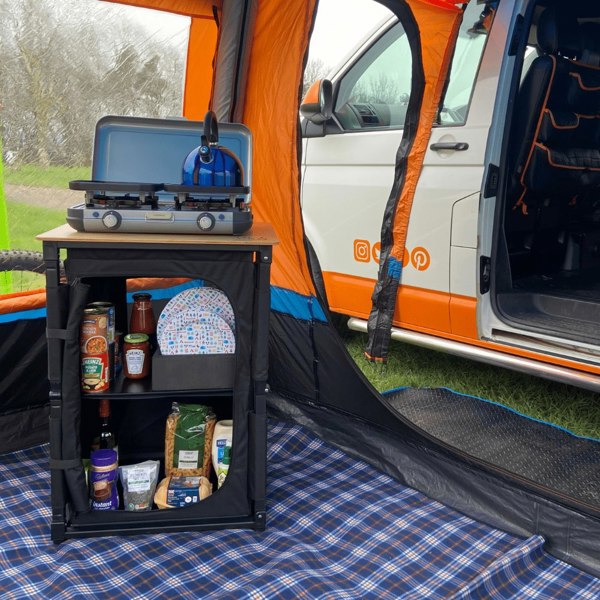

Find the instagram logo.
[
  {"left": 353, "top": 239, "right": 371, "bottom": 262},
  {"left": 411, "top": 247, "right": 431, "bottom": 271}
]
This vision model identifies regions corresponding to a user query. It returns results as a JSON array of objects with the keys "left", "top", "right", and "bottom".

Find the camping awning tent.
[
  {"left": 94, "top": 0, "right": 464, "bottom": 404},
  {"left": 104, "top": 0, "right": 463, "bottom": 335},
  {"left": 1, "top": 0, "right": 600, "bottom": 578}
]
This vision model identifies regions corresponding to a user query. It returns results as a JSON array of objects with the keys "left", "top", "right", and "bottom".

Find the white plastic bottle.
[
  {"left": 211, "top": 419, "right": 233, "bottom": 476},
  {"left": 217, "top": 446, "right": 231, "bottom": 489}
]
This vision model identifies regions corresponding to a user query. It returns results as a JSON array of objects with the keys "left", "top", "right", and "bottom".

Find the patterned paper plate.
[
  {"left": 157, "top": 286, "right": 235, "bottom": 341},
  {"left": 158, "top": 310, "right": 235, "bottom": 355}
]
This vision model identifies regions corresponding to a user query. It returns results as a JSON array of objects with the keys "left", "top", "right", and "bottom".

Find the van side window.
[
  {"left": 438, "top": 0, "right": 494, "bottom": 126},
  {"left": 334, "top": 22, "right": 412, "bottom": 131}
]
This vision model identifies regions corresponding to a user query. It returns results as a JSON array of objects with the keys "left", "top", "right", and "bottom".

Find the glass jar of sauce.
[
  {"left": 130, "top": 293, "right": 156, "bottom": 336},
  {"left": 123, "top": 333, "right": 150, "bottom": 379}
]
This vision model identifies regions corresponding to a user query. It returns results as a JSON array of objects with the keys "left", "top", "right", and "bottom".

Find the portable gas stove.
[
  {"left": 67, "top": 116, "right": 253, "bottom": 235},
  {"left": 67, "top": 182, "right": 252, "bottom": 234}
]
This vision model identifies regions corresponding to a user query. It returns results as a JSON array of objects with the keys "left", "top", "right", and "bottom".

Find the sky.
[{"left": 307, "top": 0, "right": 392, "bottom": 68}]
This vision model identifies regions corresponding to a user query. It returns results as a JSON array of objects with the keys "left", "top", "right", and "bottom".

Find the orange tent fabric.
[
  {"left": 390, "top": 2, "right": 462, "bottom": 267},
  {"left": 96, "top": 0, "right": 463, "bottom": 303},
  {"left": 0, "top": 289, "right": 46, "bottom": 315},
  {"left": 183, "top": 17, "right": 220, "bottom": 120},
  {"left": 365, "top": 0, "right": 463, "bottom": 360},
  {"left": 241, "top": 0, "right": 318, "bottom": 296},
  {"left": 415, "top": 0, "right": 462, "bottom": 10},
  {"left": 239, "top": 0, "right": 461, "bottom": 301}
]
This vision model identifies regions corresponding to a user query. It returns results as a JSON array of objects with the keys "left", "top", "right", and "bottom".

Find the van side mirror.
[{"left": 300, "top": 79, "right": 333, "bottom": 124}]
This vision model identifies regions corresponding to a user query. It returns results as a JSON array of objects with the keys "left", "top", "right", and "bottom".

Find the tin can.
[
  {"left": 88, "top": 301, "right": 115, "bottom": 343},
  {"left": 80, "top": 308, "right": 110, "bottom": 392}
]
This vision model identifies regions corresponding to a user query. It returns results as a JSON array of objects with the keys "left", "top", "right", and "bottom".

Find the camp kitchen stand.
[{"left": 40, "top": 224, "right": 276, "bottom": 542}]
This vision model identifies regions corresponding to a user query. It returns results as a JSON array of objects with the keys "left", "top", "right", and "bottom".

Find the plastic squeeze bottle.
[
  {"left": 217, "top": 446, "right": 231, "bottom": 489},
  {"left": 212, "top": 420, "right": 233, "bottom": 474}
]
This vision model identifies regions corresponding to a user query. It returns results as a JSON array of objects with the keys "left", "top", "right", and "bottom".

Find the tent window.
[
  {"left": 0, "top": 1, "right": 189, "bottom": 170},
  {"left": 0, "top": 0, "right": 190, "bottom": 290},
  {"left": 334, "top": 23, "right": 412, "bottom": 131}
]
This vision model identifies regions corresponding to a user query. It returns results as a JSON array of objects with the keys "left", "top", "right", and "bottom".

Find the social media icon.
[
  {"left": 372, "top": 242, "right": 381, "bottom": 264},
  {"left": 354, "top": 239, "right": 371, "bottom": 263},
  {"left": 411, "top": 247, "right": 431, "bottom": 271}
]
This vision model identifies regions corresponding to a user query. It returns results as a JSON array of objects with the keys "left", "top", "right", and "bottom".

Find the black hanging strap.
[{"left": 46, "top": 328, "right": 79, "bottom": 341}]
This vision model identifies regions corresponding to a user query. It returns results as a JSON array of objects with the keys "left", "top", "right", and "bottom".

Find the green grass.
[
  {"left": 5, "top": 165, "right": 90, "bottom": 189},
  {"left": 6, "top": 201, "right": 65, "bottom": 252},
  {"left": 345, "top": 330, "right": 600, "bottom": 440},
  {"left": 0, "top": 201, "right": 65, "bottom": 293}
]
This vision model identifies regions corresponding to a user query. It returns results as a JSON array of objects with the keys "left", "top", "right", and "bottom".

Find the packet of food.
[
  {"left": 119, "top": 460, "right": 160, "bottom": 511},
  {"left": 154, "top": 475, "right": 212, "bottom": 509},
  {"left": 164, "top": 403, "right": 216, "bottom": 477}
]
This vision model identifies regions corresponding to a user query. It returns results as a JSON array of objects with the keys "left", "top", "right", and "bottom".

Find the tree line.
[{"left": 0, "top": 0, "right": 184, "bottom": 168}]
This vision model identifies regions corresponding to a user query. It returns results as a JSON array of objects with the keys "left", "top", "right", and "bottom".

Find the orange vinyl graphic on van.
[
  {"left": 353, "top": 240, "right": 371, "bottom": 263},
  {"left": 353, "top": 241, "right": 430, "bottom": 271},
  {"left": 410, "top": 247, "right": 431, "bottom": 271},
  {"left": 323, "top": 272, "right": 451, "bottom": 333},
  {"left": 322, "top": 271, "right": 600, "bottom": 377}
]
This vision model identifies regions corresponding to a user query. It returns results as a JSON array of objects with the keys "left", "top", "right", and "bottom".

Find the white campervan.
[{"left": 301, "top": 0, "right": 600, "bottom": 390}]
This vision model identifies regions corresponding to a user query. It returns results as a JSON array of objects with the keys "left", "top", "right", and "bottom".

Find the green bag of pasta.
[{"left": 165, "top": 403, "right": 216, "bottom": 477}]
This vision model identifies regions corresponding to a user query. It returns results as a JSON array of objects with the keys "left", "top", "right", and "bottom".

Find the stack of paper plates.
[{"left": 157, "top": 287, "right": 235, "bottom": 355}]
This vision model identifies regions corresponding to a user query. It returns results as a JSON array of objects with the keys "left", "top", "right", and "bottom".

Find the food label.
[
  {"left": 127, "top": 468, "right": 151, "bottom": 492},
  {"left": 178, "top": 450, "right": 199, "bottom": 469},
  {"left": 125, "top": 349, "right": 145, "bottom": 375},
  {"left": 90, "top": 469, "right": 118, "bottom": 510},
  {"left": 167, "top": 476, "right": 201, "bottom": 507},
  {"left": 82, "top": 357, "right": 103, "bottom": 377},
  {"left": 81, "top": 355, "right": 109, "bottom": 392},
  {"left": 120, "top": 460, "right": 159, "bottom": 512},
  {"left": 217, "top": 465, "right": 229, "bottom": 489}
]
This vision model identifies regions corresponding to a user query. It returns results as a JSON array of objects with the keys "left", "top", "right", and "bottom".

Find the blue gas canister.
[{"left": 182, "top": 111, "right": 244, "bottom": 188}]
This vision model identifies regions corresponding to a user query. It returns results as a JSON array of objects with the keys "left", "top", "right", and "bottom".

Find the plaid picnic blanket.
[{"left": 0, "top": 421, "right": 599, "bottom": 599}]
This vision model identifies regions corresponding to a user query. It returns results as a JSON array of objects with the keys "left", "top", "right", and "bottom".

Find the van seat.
[
  {"left": 512, "top": 8, "right": 600, "bottom": 209},
  {"left": 505, "top": 7, "right": 600, "bottom": 278}
]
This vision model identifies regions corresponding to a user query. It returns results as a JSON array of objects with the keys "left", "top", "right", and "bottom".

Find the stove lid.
[{"left": 91, "top": 115, "right": 252, "bottom": 202}]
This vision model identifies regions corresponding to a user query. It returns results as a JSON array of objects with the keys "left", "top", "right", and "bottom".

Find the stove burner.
[
  {"left": 164, "top": 184, "right": 251, "bottom": 212},
  {"left": 86, "top": 192, "right": 159, "bottom": 210},
  {"left": 70, "top": 181, "right": 252, "bottom": 212}
]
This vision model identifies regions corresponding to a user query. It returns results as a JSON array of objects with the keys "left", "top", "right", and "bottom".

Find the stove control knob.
[
  {"left": 197, "top": 213, "right": 215, "bottom": 232},
  {"left": 102, "top": 211, "right": 121, "bottom": 230}
]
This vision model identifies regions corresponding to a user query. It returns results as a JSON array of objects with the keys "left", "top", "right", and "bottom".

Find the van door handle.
[{"left": 430, "top": 142, "right": 469, "bottom": 151}]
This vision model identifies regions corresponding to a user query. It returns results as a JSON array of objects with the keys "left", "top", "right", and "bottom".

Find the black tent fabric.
[
  {"left": 385, "top": 387, "right": 600, "bottom": 510},
  {"left": 0, "top": 316, "right": 49, "bottom": 452}
]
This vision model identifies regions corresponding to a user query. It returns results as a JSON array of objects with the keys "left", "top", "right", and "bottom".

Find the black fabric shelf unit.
[{"left": 42, "top": 227, "right": 273, "bottom": 542}]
